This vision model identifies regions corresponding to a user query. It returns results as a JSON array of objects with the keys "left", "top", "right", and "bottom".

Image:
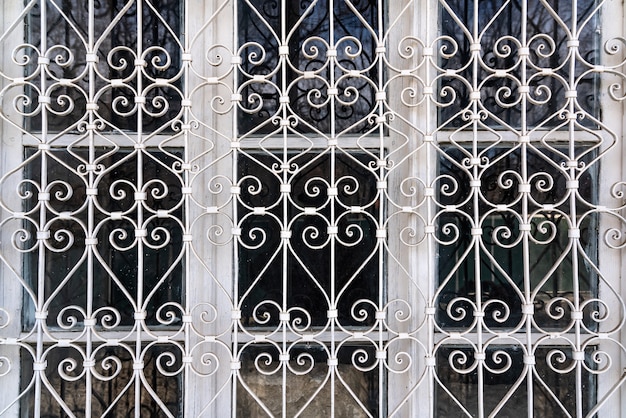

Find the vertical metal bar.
[
  {"left": 375, "top": 0, "right": 385, "bottom": 416},
  {"left": 34, "top": 0, "right": 47, "bottom": 416},
  {"left": 85, "top": 0, "right": 95, "bottom": 416},
  {"left": 135, "top": 1, "right": 145, "bottom": 417},
  {"left": 568, "top": 1, "right": 583, "bottom": 417},
  {"left": 232, "top": 1, "right": 241, "bottom": 416},
  {"left": 183, "top": 0, "right": 191, "bottom": 414},
  {"left": 280, "top": 1, "right": 289, "bottom": 416},
  {"left": 425, "top": 1, "right": 436, "bottom": 417},
  {"left": 328, "top": 0, "right": 338, "bottom": 416},
  {"left": 518, "top": 0, "right": 535, "bottom": 416},
  {"left": 470, "top": 2, "right": 484, "bottom": 417}
]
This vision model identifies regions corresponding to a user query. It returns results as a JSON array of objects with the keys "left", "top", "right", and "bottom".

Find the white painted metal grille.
[{"left": 0, "top": 0, "right": 625, "bottom": 417}]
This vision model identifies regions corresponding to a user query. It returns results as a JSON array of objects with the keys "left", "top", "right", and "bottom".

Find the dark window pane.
[
  {"left": 436, "top": 146, "right": 598, "bottom": 330},
  {"left": 237, "top": 0, "right": 381, "bottom": 134},
  {"left": 439, "top": 0, "right": 600, "bottom": 128},
  {"left": 435, "top": 345, "right": 596, "bottom": 417},
  {"left": 237, "top": 151, "right": 380, "bottom": 328},
  {"left": 238, "top": 344, "right": 381, "bottom": 416},
  {"left": 22, "top": 148, "right": 184, "bottom": 329},
  {"left": 19, "top": 344, "right": 182, "bottom": 417},
  {"left": 24, "top": 0, "right": 182, "bottom": 132}
]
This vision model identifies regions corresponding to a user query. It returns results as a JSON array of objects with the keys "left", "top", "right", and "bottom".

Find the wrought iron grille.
[{"left": 0, "top": 0, "right": 625, "bottom": 417}]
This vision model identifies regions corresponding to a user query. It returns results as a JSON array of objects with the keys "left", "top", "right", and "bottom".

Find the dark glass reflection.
[
  {"left": 439, "top": 0, "right": 600, "bottom": 128},
  {"left": 238, "top": 0, "right": 381, "bottom": 134},
  {"left": 436, "top": 146, "right": 598, "bottom": 330},
  {"left": 238, "top": 343, "right": 380, "bottom": 416},
  {"left": 436, "top": 345, "right": 596, "bottom": 417},
  {"left": 20, "top": 345, "right": 182, "bottom": 417},
  {"left": 22, "top": 148, "right": 184, "bottom": 329},
  {"left": 25, "top": 0, "right": 182, "bottom": 132},
  {"left": 237, "top": 151, "right": 380, "bottom": 328}
]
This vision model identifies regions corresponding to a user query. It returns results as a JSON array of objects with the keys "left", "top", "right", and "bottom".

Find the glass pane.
[
  {"left": 19, "top": 344, "right": 182, "bottom": 417},
  {"left": 22, "top": 148, "right": 184, "bottom": 329},
  {"left": 435, "top": 345, "right": 596, "bottom": 416},
  {"left": 237, "top": 0, "right": 381, "bottom": 134},
  {"left": 24, "top": 0, "right": 182, "bottom": 132},
  {"left": 237, "top": 151, "right": 380, "bottom": 328},
  {"left": 439, "top": 0, "right": 600, "bottom": 128},
  {"left": 436, "top": 146, "right": 598, "bottom": 330},
  {"left": 237, "top": 344, "right": 380, "bottom": 416}
]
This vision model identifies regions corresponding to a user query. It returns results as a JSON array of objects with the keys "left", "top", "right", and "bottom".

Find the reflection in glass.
[
  {"left": 237, "top": 151, "right": 380, "bottom": 328},
  {"left": 22, "top": 148, "right": 184, "bottom": 329},
  {"left": 237, "top": 0, "right": 381, "bottom": 134},
  {"left": 238, "top": 344, "right": 380, "bottom": 416},
  {"left": 437, "top": 146, "right": 598, "bottom": 330},
  {"left": 436, "top": 345, "right": 596, "bottom": 416},
  {"left": 24, "top": 0, "right": 182, "bottom": 132},
  {"left": 439, "top": 0, "right": 600, "bottom": 128}
]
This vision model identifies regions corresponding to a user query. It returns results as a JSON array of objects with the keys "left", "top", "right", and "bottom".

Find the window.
[
  {"left": 237, "top": 0, "right": 381, "bottom": 134},
  {"left": 432, "top": 0, "right": 614, "bottom": 416},
  {"left": 237, "top": 151, "right": 380, "bottom": 328},
  {"left": 1, "top": 0, "right": 625, "bottom": 417},
  {"left": 435, "top": 145, "right": 600, "bottom": 415},
  {"left": 3, "top": 0, "right": 186, "bottom": 415},
  {"left": 439, "top": 0, "right": 600, "bottom": 127},
  {"left": 437, "top": 146, "right": 598, "bottom": 329},
  {"left": 21, "top": 147, "right": 184, "bottom": 330},
  {"left": 23, "top": 0, "right": 182, "bottom": 133},
  {"left": 234, "top": 1, "right": 385, "bottom": 415}
]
